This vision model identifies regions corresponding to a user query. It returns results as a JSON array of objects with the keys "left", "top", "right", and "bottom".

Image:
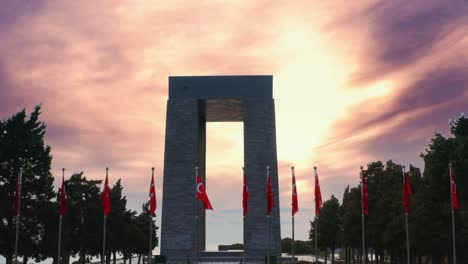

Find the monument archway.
[{"left": 160, "top": 75, "right": 281, "bottom": 263}]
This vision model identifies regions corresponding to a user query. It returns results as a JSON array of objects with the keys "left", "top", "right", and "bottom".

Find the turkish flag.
[
  {"left": 403, "top": 172, "right": 412, "bottom": 212},
  {"left": 292, "top": 169, "right": 298, "bottom": 216},
  {"left": 315, "top": 173, "right": 322, "bottom": 216},
  {"left": 267, "top": 174, "right": 273, "bottom": 215},
  {"left": 13, "top": 175, "right": 20, "bottom": 216},
  {"left": 362, "top": 173, "right": 368, "bottom": 216},
  {"left": 101, "top": 173, "right": 111, "bottom": 215},
  {"left": 197, "top": 175, "right": 213, "bottom": 210},
  {"left": 149, "top": 174, "right": 157, "bottom": 215},
  {"left": 242, "top": 171, "right": 249, "bottom": 217},
  {"left": 59, "top": 175, "right": 67, "bottom": 216},
  {"left": 451, "top": 170, "right": 459, "bottom": 210}
]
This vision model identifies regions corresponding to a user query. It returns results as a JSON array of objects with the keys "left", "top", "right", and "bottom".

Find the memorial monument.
[{"left": 160, "top": 75, "right": 281, "bottom": 263}]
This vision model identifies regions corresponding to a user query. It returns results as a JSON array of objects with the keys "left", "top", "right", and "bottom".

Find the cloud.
[
  {"left": 1, "top": 0, "right": 467, "bottom": 246},
  {"left": 346, "top": 0, "right": 468, "bottom": 85}
]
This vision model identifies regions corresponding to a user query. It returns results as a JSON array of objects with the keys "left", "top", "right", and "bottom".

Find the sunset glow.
[{"left": 1, "top": 0, "right": 467, "bottom": 249}]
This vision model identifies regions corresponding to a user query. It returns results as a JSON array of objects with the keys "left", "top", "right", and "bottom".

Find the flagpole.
[
  {"left": 360, "top": 166, "right": 366, "bottom": 264},
  {"left": 403, "top": 166, "right": 410, "bottom": 264},
  {"left": 149, "top": 167, "right": 155, "bottom": 264},
  {"left": 291, "top": 166, "right": 295, "bottom": 264},
  {"left": 242, "top": 167, "right": 246, "bottom": 264},
  {"left": 313, "top": 166, "right": 318, "bottom": 264},
  {"left": 102, "top": 167, "right": 109, "bottom": 264},
  {"left": 14, "top": 167, "right": 23, "bottom": 264},
  {"left": 449, "top": 163, "right": 456, "bottom": 264},
  {"left": 266, "top": 166, "right": 271, "bottom": 264},
  {"left": 194, "top": 166, "right": 199, "bottom": 264},
  {"left": 57, "top": 168, "right": 65, "bottom": 264}
]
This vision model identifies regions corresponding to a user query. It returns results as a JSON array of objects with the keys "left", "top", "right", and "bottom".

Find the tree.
[
  {"left": 0, "top": 106, "right": 56, "bottom": 264},
  {"left": 281, "top": 238, "right": 313, "bottom": 255},
  {"left": 416, "top": 116, "right": 468, "bottom": 262},
  {"left": 340, "top": 185, "right": 361, "bottom": 263},
  {"left": 60, "top": 172, "right": 102, "bottom": 264},
  {"left": 130, "top": 202, "right": 159, "bottom": 264},
  {"left": 310, "top": 195, "right": 341, "bottom": 264}
]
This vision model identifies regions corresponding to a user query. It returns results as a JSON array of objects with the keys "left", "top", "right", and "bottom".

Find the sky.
[{"left": 1, "top": 0, "right": 468, "bottom": 251}]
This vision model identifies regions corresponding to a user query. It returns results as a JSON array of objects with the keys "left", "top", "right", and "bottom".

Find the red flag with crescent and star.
[
  {"left": 242, "top": 170, "right": 249, "bottom": 216},
  {"left": 101, "top": 173, "right": 111, "bottom": 215},
  {"left": 267, "top": 172, "right": 273, "bottom": 215},
  {"left": 292, "top": 169, "right": 298, "bottom": 216},
  {"left": 403, "top": 172, "right": 412, "bottom": 212},
  {"left": 451, "top": 169, "right": 459, "bottom": 210},
  {"left": 315, "top": 172, "right": 322, "bottom": 216},
  {"left": 59, "top": 174, "right": 67, "bottom": 216},
  {"left": 149, "top": 174, "right": 157, "bottom": 215},
  {"left": 197, "top": 175, "right": 213, "bottom": 210}
]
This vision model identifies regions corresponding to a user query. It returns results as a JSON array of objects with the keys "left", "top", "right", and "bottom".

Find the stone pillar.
[
  {"left": 160, "top": 99, "right": 206, "bottom": 261},
  {"left": 243, "top": 98, "right": 281, "bottom": 261}
]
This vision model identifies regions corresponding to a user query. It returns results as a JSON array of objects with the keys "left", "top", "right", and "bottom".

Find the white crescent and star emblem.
[
  {"left": 197, "top": 183, "right": 203, "bottom": 193},
  {"left": 293, "top": 183, "right": 297, "bottom": 196}
]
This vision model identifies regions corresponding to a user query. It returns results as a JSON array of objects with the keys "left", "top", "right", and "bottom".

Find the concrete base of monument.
[{"left": 165, "top": 251, "right": 296, "bottom": 264}]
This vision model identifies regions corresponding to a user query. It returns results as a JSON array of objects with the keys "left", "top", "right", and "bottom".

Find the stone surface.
[{"left": 161, "top": 75, "right": 280, "bottom": 262}]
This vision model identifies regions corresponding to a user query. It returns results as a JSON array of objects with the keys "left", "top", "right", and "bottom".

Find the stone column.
[
  {"left": 160, "top": 99, "right": 206, "bottom": 261},
  {"left": 243, "top": 98, "right": 281, "bottom": 261}
]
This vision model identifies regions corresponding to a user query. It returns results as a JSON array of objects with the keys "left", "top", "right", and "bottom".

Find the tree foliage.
[
  {"left": 308, "top": 116, "right": 468, "bottom": 263},
  {"left": 0, "top": 106, "right": 56, "bottom": 264},
  {"left": 0, "top": 106, "right": 159, "bottom": 264}
]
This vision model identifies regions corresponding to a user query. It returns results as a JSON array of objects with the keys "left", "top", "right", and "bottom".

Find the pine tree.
[{"left": 0, "top": 106, "right": 56, "bottom": 264}]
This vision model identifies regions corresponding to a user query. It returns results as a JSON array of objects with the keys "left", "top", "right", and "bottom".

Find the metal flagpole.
[
  {"left": 102, "top": 167, "right": 109, "bottom": 264},
  {"left": 449, "top": 163, "right": 456, "bottom": 264},
  {"left": 242, "top": 167, "right": 246, "bottom": 264},
  {"left": 102, "top": 215, "right": 107, "bottom": 264},
  {"left": 243, "top": 213, "right": 246, "bottom": 264},
  {"left": 149, "top": 167, "right": 155, "bottom": 264},
  {"left": 14, "top": 167, "right": 23, "bottom": 264},
  {"left": 360, "top": 166, "right": 366, "bottom": 264},
  {"left": 291, "top": 166, "right": 295, "bottom": 264},
  {"left": 313, "top": 167, "right": 318, "bottom": 264},
  {"left": 403, "top": 166, "right": 410, "bottom": 264},
  {"left": 194, "top": 166, "right": 199, "bottom": 264},
  {"left": 57, "top": 168, "right": 65, "bottom": 264},
  {"left": 292, "top": 216, "right": 295, "bottom": 264},
  {"left": 266, "top": 166, "right": 271, "bottom": 264},
  {"left": 149, "top": 215, "right": 152, "bottom": 264}
]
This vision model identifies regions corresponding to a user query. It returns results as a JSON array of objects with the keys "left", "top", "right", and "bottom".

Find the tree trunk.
[
  {"left": 324, "top": 248, "right": 328, "bottom": 264},
  {"left": 331, "top": 248, "right": 335, "bottom": 264},
  {"left": 137, "top": 254, "right": 141, "bottom": 264},
  {"left": 64, "top": 253, "right": 71, "bottom": 264},
  {"left": 129, "top": 255, "right": 132, "bottom": 264},
  {"left": 345, "top": 247, "right": 348, "bottom": 264},
  {"left": 113, "top": 251, "right": 117, "bottom": 264},
  {"left": 6, "top": 253, "right": 13, "bottom": 264},
  {"left": 106, "top": 252, "right": 111, "bottom": 264}
]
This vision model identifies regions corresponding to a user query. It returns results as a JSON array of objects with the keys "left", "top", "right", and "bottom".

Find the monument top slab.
[{"left": 169, "top": 75, "right": 272, "bottom": 99}]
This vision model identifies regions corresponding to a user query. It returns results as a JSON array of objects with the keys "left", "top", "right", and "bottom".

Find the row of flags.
[
  {"left": 10, "top": 164, "right": 461, "bottom": 264},
  {"left": 51, "top": 168, "right": 158, "bottom": 218},
  {"left": 358, "top": 169, "right": 459, "bottom": 216},
  {"left": 12, "top": 166, "right": 459, "bottom": 219}
]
